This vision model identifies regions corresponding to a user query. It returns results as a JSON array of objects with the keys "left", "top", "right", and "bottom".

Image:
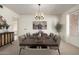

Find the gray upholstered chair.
[{"left": 49, "top": 35, "right": 61, "bottom": 54}]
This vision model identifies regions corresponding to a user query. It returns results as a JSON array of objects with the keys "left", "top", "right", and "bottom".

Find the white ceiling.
[{"left": 4, "top": 4, "right": 76, "bottom": 15}]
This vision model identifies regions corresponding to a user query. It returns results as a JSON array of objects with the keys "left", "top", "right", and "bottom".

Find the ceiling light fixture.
[{"left": 35, "top": 4, "right": 44, "bottom": 20}]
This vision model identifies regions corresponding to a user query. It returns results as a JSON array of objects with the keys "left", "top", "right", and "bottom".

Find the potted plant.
[
  {"left": 55, "top": 22, "right": 62, "bottom": 34},
  {"left": 2, "top": 20, "right": 9, "bottom": 31},
  {"left": 0, "top": 20, "right": 9, "bottom": 30}
]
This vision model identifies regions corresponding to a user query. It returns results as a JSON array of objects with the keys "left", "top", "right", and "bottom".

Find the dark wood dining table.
[{"left": 19, "top": 38, "right": 60, "bottom": 55}]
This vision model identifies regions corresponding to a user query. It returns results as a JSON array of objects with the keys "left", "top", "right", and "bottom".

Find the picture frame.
[{"left": 33, "top": 21, "right": 47, "bottom": 30}]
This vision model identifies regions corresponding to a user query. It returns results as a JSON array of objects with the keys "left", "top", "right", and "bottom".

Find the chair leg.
[
  {"left": 58, "top": 48, "right": 60, "bottom": 55},
  {"left": 19, "top": 48, "right": 22, "bottom": 55}
]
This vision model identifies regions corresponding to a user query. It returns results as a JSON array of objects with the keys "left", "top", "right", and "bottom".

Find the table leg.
[
  {"left": 58, "top": 48, "right": 60, "bottom": 55},
  {"left": 19, "top": 48, "right": 22, "bottom": 55}
]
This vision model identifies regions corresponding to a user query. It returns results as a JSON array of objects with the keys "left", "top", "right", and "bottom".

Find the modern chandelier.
[{"left": 35, "top": 4, "right": 44, "bottom": 20}]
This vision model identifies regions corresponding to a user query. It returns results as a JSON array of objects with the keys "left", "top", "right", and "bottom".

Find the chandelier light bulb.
[{"left": 35, "top": 4, "right": 44, "bottom": 20}]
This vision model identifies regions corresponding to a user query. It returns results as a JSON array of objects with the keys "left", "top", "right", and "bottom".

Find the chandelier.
[{"left": 35, "top": 4, "right": 44, "bottom": 20}]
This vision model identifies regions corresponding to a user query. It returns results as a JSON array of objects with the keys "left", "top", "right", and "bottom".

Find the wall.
[
  {"left": 0, "top": 5, "right": 19, "bottom": 40},
  {"left": 60, "top": 5, "right": 79, "bottom": 47},
  {"left": 0, "top": 5, "right": 19, "bottom": 31},
  {"left": 18, "top": 15, "right": 59, "bottom": 36},
  {"left": 59, "top": 14, "right": 67, "bottom": 41}
]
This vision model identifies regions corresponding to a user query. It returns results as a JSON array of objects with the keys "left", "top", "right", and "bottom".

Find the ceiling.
[{"left": 4, "top": 4, "right": 76, "bottom": 15}]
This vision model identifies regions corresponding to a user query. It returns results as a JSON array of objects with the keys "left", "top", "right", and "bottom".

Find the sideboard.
[{"left": 0, "top": 32, "right": 14, "bottom": 47}]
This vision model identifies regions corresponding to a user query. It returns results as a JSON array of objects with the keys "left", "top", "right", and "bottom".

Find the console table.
[{"left": 0, "top": 32, "right": 14, "bottom": 47}]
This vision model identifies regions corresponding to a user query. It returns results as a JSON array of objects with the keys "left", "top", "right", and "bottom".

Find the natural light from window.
[{"left": 66, "top": 14, "right": 70, "bottom": 37}]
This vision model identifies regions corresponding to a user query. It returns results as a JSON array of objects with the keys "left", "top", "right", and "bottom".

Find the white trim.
[{"left": 66, "top": 14, "right": 70, "bottom": 37}]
